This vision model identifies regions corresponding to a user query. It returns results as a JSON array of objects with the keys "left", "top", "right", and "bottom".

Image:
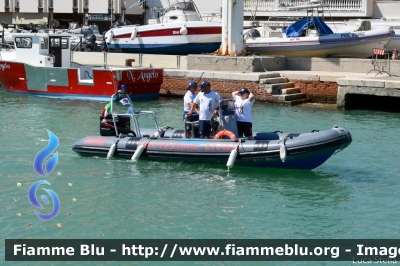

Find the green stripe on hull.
[{"left": 25, "top": 65, "right": 69, "bottom": 91}]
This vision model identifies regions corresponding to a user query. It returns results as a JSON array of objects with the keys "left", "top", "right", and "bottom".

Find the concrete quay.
[
  {"left": 336, "top": 74, "right": 400, "bottom": 110},
  {"left": 162, "top": 69, "right": 400, "bottom": 110},
  {"left": 71, "top": 52, "right": 400, "bottom": 110},
  {"left": 172, "top": 55, "right": 400, "bottom": 110}
]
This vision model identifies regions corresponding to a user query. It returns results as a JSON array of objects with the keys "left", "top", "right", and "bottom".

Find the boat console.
[
  {"left": 183, "top": 98, "right": 240, "bottom": 139},
  {"left": 99, "top": 92, "right": 242, "bottom": 140},
  {"left": 99, "top": 90, "right": 162, "bottom": 138}
]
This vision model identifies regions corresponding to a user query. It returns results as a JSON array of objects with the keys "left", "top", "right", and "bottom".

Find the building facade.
[
  {"left": 0, "top": 0, "right": 145, "bottom": 33},
  {"left": 1, "top": 0, "right": 400, "bottom": 34}
]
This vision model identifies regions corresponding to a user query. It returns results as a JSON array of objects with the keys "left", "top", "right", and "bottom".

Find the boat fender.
[
  {"left": 131, "top": 28, "right": 137, "bottom": 40},
  {"left": 107, "top": 133, "right": 124, "bottom": 158},
  {"left": 131, "top": 137, "right": 154, "bottom": 161},
  {"left": 131, "top": 144, "right": 145, "bottom": 162},
  {"left": 226, "top": 149, "right": 238, "bottom": 169},
  {"left": 280, "top": 143, "right": 286, "bottom": 163},
  {"left": 180, "top": 26, "right": 188, "bottom": 35},
  {"left": 214, "top": 130, "right": 237, "bottom": 140},
  {"left": 227, "top": 139, "right": 242, "bottom": 169},
  {"left": 279, "top": 136, "right": 292, "bottom": 163},
  {"left": 107, "top": 143, "right": 117, "bottom": 158}
]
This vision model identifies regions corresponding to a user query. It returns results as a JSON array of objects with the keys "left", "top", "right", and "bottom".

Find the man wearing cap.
[
  {"left": 183, "top": 80, "right": 199, "bottom": 138},
  {"left": 232, "top": 88, "right": 255, "bottom": 140},
  {"left": 188, "top": 80, "right": 222, "bottom": 138}
]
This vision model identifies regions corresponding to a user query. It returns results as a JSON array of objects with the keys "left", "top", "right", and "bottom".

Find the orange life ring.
[{"left": 214, "top": 130, "right": 237, "bottom": 140}]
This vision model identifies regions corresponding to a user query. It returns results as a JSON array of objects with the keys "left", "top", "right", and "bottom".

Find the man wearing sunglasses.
[{"left": 232, "top": 88, "right": 256, "bottom": 140}]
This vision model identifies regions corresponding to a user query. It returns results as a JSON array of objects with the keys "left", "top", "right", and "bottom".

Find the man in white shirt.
[
  {"left": 183, "top": 80, "right": 199, "bottom": 138},
  {"left": 187, "top": 80, "right": 222, "bottom": 138},
  {"left": 232, "top": 88, "right": 255, "bottom": 140}
]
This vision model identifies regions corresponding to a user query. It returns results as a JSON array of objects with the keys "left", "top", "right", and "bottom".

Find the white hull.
[
  {"left": 105, "top": 21, "right": 222, "bottom": 55},
  {"left": 246, "top": 28, "right": 393, "bottom": 58},
  {"left": 326, "top": 21, "right": 400, "bottom": 52}
]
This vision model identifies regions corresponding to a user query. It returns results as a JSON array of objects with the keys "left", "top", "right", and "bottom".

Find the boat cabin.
[
  {"left": 148, "top": 0, "right": 202, "bottom": 24},
  {"left": 7, "top": 33, "right": 71, "bottom": 68}
]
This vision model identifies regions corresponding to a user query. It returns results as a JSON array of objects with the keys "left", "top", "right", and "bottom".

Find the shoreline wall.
[{"left": 161, "top": 72, "right": 277, "bottom": 101}]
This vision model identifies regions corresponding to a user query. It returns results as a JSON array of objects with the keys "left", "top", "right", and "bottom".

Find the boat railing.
[
  {"left": 244, "top": 0, "right": 363, "bottom": 12},
  {"left": 109, "top": 92, "right": 161, "bottom": 138},
  {"left": 71, "top": 41, "right": 81, "bottom": 51},
  {"left": 200, "top": 13, "right": 222, "bottom": 22},
  {"left": 0, "top": 42, "right": 14, "bottom": 51},
  {"left": 263, "top": 16, "right": 302, "bottom": 29}
]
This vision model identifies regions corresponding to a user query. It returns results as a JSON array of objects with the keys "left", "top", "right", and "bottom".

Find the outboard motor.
[
  {"left": 244, "top": 28, "right": 261, "bottom": 40},
  {"left": 100, "top": 88, "right": 136, "bottom": 136},
  {"left": 86, "top": 34, "right": 97, "bottom": 51},
  {"left": 100, "top": 114, "right": 132, "bottom": 136}
]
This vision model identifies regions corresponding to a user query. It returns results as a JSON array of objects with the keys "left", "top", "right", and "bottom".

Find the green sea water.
[{"left": 1, "top": 89, "right": 400, "bottom": 265}]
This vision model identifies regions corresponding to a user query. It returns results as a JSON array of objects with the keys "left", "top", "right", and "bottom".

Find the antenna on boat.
[
  {"left": 129, "top": 0, "right": 148, "bottom": 9},
  {"left": 196, "top": 72, "right": 205, "bottom": 84}
]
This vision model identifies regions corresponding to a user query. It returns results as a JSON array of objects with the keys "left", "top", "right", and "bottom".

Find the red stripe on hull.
[
  {"left": 0, "top": 62, "right": 28, "bottom": 91},
  {"left": 0, "top": 61, "right": 163, "bottom": 98},
  {"left": 115, "top": 27, "right": 222, "bottom": 39}
]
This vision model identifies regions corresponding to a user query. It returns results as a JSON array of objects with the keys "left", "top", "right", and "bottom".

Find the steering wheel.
[{"left": 48, "top": 54, "right": 56, "bottom": 64}]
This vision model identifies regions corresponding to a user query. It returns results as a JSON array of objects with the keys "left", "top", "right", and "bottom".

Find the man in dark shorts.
[
  {"left": 232, "top": 88, "right": 256, "bottom": 140},
  {"left": 183, "top": 80, "right": 199, "bottom": 138}
]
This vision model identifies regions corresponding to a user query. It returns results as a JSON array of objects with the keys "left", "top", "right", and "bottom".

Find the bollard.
[{"left": 125, "top": 59, "right": 136, "bottom": 66}]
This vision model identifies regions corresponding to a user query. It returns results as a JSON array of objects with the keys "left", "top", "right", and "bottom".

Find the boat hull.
[
  {"left": 106, "top": 22, "right": 222, "bottom": 55},
  {"left": 0, "top": 61, "right": 163, "bottom": 100},
  {"left": 72, "top": 127, "right": 352, "bottom": 170},
  {"left": 113, "top": 42, "right": 222, "bottom": 55},
  {"left": 246, "top": 29, "right": 393, "bottom": 58}
]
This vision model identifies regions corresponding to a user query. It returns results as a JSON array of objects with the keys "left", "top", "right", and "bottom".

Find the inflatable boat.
[{"left": 72, "top": 92, "right": 352, "bottom": 170}]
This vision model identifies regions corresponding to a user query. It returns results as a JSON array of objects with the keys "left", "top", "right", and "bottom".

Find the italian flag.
[
  {"left": 139, "top": 0, "right": 143, "bottom": 9},
  {"left": 101, "top": 101, "right": 112, "bottom": 117}
]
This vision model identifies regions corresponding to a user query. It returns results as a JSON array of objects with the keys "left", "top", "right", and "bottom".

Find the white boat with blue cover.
[
  {"left": 72, "top": 91, "right": 352, "bottom": 170},
  {"left": 246, "top": 3, "right": 394, "bottom": 58}
]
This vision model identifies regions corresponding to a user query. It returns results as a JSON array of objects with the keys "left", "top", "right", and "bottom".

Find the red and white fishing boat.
[
  {"left": 0, "top": 32, "right": 163, "bottom": 101},
  {"left": 105, "top": 0, "right": 222, "bottom": 55}
]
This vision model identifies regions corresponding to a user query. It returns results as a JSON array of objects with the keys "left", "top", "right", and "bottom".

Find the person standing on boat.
[
  {"left": 232, "top": 88, "right": 255, "bottom": 140},
  {"left": 188, "top": 80, "right": 222, "bottom": 139},
  {"left": 183, "top": 80, "right": 199, "bottom": 138}
]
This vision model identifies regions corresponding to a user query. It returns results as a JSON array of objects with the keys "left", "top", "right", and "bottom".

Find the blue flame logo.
[
  {"left": 33, "top": 130, "right": 59, "bottom": 176},
  {"left": 28, "top": 180, "right": 60, "bottom": 220},
  {"left": 29, "top": 130, "right": 61, "bottom": 221}
]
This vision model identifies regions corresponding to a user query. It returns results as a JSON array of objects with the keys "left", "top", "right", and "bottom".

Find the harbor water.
[{"left": 1, "top": 89, "right": 400, "bottom": 265}]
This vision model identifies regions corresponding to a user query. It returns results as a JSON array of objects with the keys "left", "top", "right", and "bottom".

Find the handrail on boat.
[
  {"left": 109, "top": 92, "right": 161, "bottom": 138},
  {"left": 71, "top": 42, "right": 81, "bottom": 51},
  {"left": 0, "top": 42, "right": 14, "bottom": 51}
]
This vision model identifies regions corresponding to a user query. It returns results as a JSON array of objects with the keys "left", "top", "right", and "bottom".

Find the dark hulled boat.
[{"left": 72, "top": 92, "right": 352, "bottom": 170}]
